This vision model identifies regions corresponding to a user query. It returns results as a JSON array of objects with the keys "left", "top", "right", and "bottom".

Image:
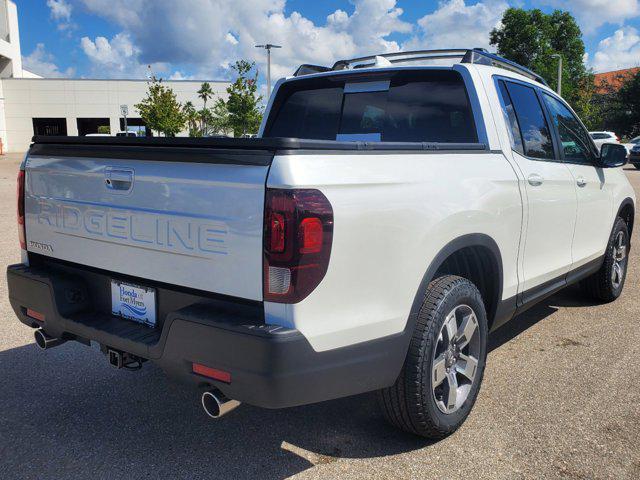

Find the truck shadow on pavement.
[
  {"left": 0, "top": 285, "right": 597, "bottom": 480},
  {"left": 488, "top": 284, "right": 600, "bottom": 352}
]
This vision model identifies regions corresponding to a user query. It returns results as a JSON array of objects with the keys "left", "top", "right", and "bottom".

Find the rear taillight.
[
  {"left": 263, "top": 188, "right": 333, "bottom": 303},
  {"left": 17, "top": 169, "right": 25, "bottom": 250}
]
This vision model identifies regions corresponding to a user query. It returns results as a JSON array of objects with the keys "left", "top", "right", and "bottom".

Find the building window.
[
  {"left": 120, "top": 118, "right": 151, "bottom": 137},
  {"left": 32, "top": 118, "right": 68, "bottom": 136},
  {"left": 76, "top": 118, "right": 111, "bottom": 136}
]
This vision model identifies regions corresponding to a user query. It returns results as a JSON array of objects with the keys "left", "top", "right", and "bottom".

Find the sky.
[{"left": 17, "top": 0, "right": 640, "bottom": 87}]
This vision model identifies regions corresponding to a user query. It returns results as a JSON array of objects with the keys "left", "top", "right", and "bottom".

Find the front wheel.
[
  {"left": 378, "top": 275, "right": 488, "bottom": 438},
  {"left": 582, "top": 217, "right": 629, "bottom": 302}
]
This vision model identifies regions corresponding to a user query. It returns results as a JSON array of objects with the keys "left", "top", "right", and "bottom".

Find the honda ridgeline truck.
[{"left": 8, "top": 49, "right": 634, "bottom": 438}]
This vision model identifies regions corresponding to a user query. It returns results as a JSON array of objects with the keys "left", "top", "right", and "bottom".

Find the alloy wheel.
[
  {"left": 432, "top": 304, "right": 480, "bottom": 414},
  {"left": 612, "top": 230, "right": 627, "bottom": 290}
]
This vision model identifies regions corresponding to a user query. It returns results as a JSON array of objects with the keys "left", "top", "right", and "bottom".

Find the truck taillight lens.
[
  {"left": 17, "top": 170, "right": 25, "bottom": 250},
  {"left": 263, "top": 188, "right": 333, "bottom": 303}
]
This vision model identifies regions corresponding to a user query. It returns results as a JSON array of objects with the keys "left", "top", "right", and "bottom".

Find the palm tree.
[
  {"left": 182, "top": 101, "right": 199, "bottom": 137},
  {"left": 197, "top": 82, "right": 214, "bottom": 134}
]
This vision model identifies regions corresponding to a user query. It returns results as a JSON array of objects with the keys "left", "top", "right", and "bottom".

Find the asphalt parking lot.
[{"left": 0, "top": 153, "right": 638, "bottom": 479}]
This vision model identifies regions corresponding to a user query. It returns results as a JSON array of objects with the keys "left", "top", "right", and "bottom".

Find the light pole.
[
  {"left": 255, "top": 43, "right": 281, "bottom": 96},
  {"left": 551, "top": 54, "right": 562, "bottom": 96}
]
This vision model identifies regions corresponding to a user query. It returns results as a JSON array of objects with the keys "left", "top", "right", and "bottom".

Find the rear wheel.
[
  {"left": 378, "top": 275, "right": 488, "bottom": 438},
  {"left": 582, "top": 217, "right": 629, "bottom": 302}
]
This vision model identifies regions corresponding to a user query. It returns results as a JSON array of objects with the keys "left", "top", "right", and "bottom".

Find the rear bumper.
[{"left": 7, "top": 261, "right": 406, "bottom": 409}]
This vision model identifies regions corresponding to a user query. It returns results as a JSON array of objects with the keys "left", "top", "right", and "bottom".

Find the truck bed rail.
[{"left": 30, "top": 136, "right": 488, "bottom": 163}]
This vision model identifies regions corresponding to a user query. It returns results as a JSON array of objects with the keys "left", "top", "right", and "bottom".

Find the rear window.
[{"left": 264, "top": 70, "right": 478, "bottom": 143}]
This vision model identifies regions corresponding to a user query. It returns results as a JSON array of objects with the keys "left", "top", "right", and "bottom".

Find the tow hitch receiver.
[{"left": 102, "top": 345, "right": 145, "bottom": 370}]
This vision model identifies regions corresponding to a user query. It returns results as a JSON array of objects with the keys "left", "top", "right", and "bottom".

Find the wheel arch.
[
  {"left": 407, "top": 234, "right": 504, "bottom": 336},
  {"left": 617, "top": 198, "right": 635, "bottom": 239}
]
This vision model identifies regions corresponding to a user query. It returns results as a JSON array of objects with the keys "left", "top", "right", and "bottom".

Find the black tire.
[
  {"left": 582, "top": 217, "right": 629, "bottom": 302},
  {"left": 634, "top": 163, "right": 640, "bottom": 170},
  {"left": 378, "top": 275, "right": 488, "bottom": 438}
]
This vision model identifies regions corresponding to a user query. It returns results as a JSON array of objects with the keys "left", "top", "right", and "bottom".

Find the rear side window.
[
  {"left": 497, "top": 80, "right": 524, "bottom": 155},
  {"left": 264, "top": 70, "right": 478, "bottom": 143},
  {"left": 503, "top": 81, "right": 555, "bottom": 160}
]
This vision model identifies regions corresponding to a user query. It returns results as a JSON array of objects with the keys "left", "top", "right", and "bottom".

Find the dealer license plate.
[{"left": 111, "top": 280, "right": 157, "bottom": 327}]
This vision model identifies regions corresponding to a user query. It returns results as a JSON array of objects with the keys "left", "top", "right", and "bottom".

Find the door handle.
[
  {"left": 576, "top": 177, "right": 587, "bottom": 188},
  {"left": 527, "top": 174, "right": 544, "bottom": 186}
]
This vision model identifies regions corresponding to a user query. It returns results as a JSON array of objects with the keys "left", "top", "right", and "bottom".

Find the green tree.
[
  {"left": 212, "top": 60, "right": 263, "bottom": 137},
  {"left": 571, "top": 74, "right": 603, "bottom": 130},
  {"left": 210, "top": 100, "right": 230, "bottom": 134},
  {"left": 135, "top": 77, "right": 186, "bottom": 136},
  {"left": 198, "top": 107, "right": 215, "bottom": 136},
  {"left": 603, "top": 71, "right": 640, "bottom": 138},
  {"left": 198, "top": 82, "right": 214, "bottom": 132},
  {"left": 182, "top": 101, "right": 200, "bottom": 137},
  {"left": 490, "top": 8, "right": 588, "bottom": 109},
  {"left": 97, "top": 125, "right": 111, "bottom": 134}
]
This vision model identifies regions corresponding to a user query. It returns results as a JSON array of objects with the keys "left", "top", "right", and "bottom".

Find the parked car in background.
[
  {"left": 623, "top": 135, "right": 640, "bottom": 156},
  {"left": 8, "top": 48, "right": 635, "bottom": 439},
  {"left": 590, "top": 131, "right": 620, "bottom": 152},
  {"left": 116, "top": 131, "right": 138, "bottom": 137},
  {"left": 85, "top": 133, "right": 111, "bottom": 137},
  {"left": 629, "top": 143, "right": 640, "bottom": 169}
]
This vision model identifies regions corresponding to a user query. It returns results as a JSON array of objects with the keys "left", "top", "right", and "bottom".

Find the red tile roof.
[{"left": 594, "top": 67, "right": 640, "bottom": 94}]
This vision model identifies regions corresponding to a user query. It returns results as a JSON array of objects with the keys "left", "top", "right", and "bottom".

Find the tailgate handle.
[{"left": 105, "top": 167, "right": 134, "bottom": 193}]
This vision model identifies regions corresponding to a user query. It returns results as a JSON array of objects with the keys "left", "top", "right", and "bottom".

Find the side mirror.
[{"left": 599, "top": 143, "right": 628, "bottom": 168}]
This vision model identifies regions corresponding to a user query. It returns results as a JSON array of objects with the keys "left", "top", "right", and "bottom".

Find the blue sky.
[{"left": 18, "top": 0, "right": 640, "bottom": 83}]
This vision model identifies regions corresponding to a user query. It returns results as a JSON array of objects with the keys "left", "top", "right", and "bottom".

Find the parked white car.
[
  {"left": 9, "top": 48, "right": 635, "bottom": 439},
  {"left": 589, "top": 131, "right": 620, "bottom": 152}
]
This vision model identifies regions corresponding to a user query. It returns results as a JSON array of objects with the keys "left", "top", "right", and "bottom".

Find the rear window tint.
[{"left": 264, "top": 70, "right": 478, "bottom": 143}]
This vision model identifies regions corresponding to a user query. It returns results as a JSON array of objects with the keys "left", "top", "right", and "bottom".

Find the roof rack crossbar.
[{"left": 293, "top": 48, "right": 549, "bottom": 86}]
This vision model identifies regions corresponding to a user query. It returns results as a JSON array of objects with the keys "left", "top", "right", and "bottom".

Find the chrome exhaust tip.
[
  {"left": 34, "top": 329, "right": 66, "bottom": 350},
  {"left": 201, "top": 389, "right": 240, "bottom": 419}
]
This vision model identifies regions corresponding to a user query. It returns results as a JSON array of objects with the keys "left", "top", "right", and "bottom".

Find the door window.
[
  {"left": 503, "top": 82, "right": 555, "bottom": 160},
  {"left": 543, "top": 94, "right": 597, "bottom": 164}
]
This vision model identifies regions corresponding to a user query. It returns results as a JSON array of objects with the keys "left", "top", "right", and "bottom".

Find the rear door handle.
[
  {"left": 576, "top": 177, "right": 587, "bottom": 187},
  {"left": 527, "top": 173, "right": 544, "bottom": 186}
]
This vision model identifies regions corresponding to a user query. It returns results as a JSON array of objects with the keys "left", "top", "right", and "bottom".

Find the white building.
[{"left": 0, "top": 0, "right": 229, "bottom": 153}]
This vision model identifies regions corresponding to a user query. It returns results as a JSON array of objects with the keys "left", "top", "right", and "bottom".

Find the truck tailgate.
[{"left": 24, "top": 150, "right": 270, "bottom": 301}]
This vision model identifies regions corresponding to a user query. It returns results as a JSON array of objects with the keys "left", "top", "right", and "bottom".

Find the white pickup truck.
[{"left": 8, "top": 49, "right": 634, "bottom": 438}]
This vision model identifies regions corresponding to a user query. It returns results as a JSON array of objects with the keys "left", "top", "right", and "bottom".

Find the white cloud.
[
  {"left": 76, "top": 0, "right": 412, "bottom": 81},
  {"left": 74, "top": 0, "right": 640, "bottom": 81},
  {"left": 169, "top": 71, "right": 195, "bottom": 80},
  {"left": 592, "top": 27, "right": 640, "bottom": 72},
  {"left": 47, "top": 0, "right": 74, "bottom": 30},
  {"left": 537, "top": 0, "right": 640, "bottom": 33},
  {"left": 21, "top": 43, "right": 76, "bottom": 78},
  {"left": 80, "top": 33, "right": 170, "bottom": 78},
  {"left": 403, "top": 0, "right": 508, "bottom": 51}
]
